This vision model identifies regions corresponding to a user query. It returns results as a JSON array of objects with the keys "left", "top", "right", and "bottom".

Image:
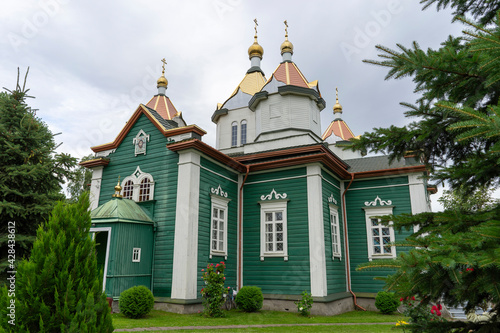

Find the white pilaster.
[
  {"left": 409, "top": 173, "right": 430, "bottom": 214},
  {"left": 89, "top": 166, "right": 103, "bottom": 211},
  {"left": 409, "top": 173, "right": 430, "bottom": 233},
  {"left": 306, "top": 165, "right": 327, "bottom": 296},
  {"left": 171, "top": 151, "right": 201, "bottom": 300}
]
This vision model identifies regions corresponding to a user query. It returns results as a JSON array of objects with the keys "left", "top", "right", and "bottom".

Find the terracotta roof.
[
  {"left": 322, "top": 119, "right": 355, "bottom": 141},
  {"left": 270, "top": 62, "right": 311, "bottom": 89},
  {"left": 145, "top": 94, "right": 180, "bottom": 120}
]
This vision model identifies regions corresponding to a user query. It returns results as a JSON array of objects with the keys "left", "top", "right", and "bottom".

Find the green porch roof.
[{"left": 91, "top": 197, "right": 154, "bottom": 224}]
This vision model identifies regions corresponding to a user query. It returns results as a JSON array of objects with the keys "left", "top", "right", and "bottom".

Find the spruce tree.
[
  {"left": 354, "top": 4, "right": 500, "bottom": 332},
  {"left": 0, "top": 69, "right": 76, "bottom": 278},
  {"left": 0, "top": 192, "right": 113, "bottom": 332}
]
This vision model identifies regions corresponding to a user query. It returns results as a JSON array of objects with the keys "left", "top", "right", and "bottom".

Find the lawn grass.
[
  {"left": 143, "top": 326, "right": 394, "bottom": 333},
  {"left": 112, "top": 309, "right": 404, "bottom": 330}
]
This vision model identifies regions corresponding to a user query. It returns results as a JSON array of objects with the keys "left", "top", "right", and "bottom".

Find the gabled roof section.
[
  {"left": 322, "top": 119, "right": 355, "bottom": 141},
  {"left": 90, "top": 104, "right": 206, "bottom": 153},
  {"left": 145, "top": 94, "right": 181, "bottom": 120}
]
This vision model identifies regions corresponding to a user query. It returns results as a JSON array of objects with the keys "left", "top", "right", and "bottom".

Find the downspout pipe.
[
  {"left": 238, "top": 165, "right": 250, "bottom": 290},
  {"left": 342, "top": 172, "right": 366, "bottom": 311}
]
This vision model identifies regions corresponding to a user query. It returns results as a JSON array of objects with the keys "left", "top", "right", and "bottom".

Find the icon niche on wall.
[{"left": 133, "top": 129, "right": 150, "bottom": 156}]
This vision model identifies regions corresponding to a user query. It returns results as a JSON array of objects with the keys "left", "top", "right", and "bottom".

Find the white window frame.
[
  {"left": 259, "top": 200, "right": 288, "bottom": 261},
  {"left": 329, "top": 205, "right": 341, "bottom": 260},
  {"left": 121, "top": 166, "right": 155, "bottom": 202},
  {"left": 210, "top": 195, "right": 230, "bottom": 259},
  {"left": 363, "top": 206, "right": 396, "bottom": 261},
  {"left": 240, "top": 120, "right": 247, "bottom": 145},
  {"left": 132, "top": 247, "right": 141, "bottom": 262},
  {"left": 231, "top": 121, "right": 238, "bottom": 147}
]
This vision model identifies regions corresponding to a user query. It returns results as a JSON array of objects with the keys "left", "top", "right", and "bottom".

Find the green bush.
[
  {"left": 119, "top": 286, "right": 154, "bottom": 319},
  {"left": 200, "top": 261, "right": 226, "bottom": 317},
  {"left": 295, "top": 290, "right": 314, "bottom": 316},
  {"left": 375, "top": 291, "right": 400, "bottom": 314},
  {"left": 235, "top": 286, "right": 263, "bottom": 312}
]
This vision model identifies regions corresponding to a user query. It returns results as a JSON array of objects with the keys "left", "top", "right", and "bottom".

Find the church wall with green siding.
[
  {"left": 321, "top": 169, "right": 347, "bottom": 295},
  {"left": 97, "top": 113, "right": 179, "bottom": 297},
  {"left": 345, "top": 175, "right": 413, "bottom": 293},
  {"left": 242, "top": 167, "right": 310, "bottom": 295},
  {"left": 197, "top": 157, "right": 239, "bottom": 297}
]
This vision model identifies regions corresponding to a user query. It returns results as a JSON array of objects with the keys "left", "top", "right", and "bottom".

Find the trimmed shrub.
[
  {"left": 375, "top": 291, "right": 400, "bottom": 314},
  {"left": 119, "top": 286, "right": 154, "bottom": 319},
  {"left": 235, "top": 286, "right": 263, "bottom": 312}
]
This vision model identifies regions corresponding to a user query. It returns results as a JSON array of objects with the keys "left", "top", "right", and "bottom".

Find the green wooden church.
[{"left": 82, "top": 23, "right": 435, "bottom": 315}]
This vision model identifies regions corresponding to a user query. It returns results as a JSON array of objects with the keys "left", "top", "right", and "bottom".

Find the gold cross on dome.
[
  {"left": 254, "top": 18, "right": 258, "bottom": 35},
  {"left": 284, "top": 20, "right": 288, "bottom": 36},
  {"left": 161, "top": 58, "right": 167, "bottom": 75},
  {"left": 336, "top": 87, "right": 339, "bottom": 101}
]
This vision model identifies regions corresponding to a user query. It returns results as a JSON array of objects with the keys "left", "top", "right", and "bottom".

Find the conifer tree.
[
  {"left": 0, "top": 192, "right": 113, "bottom": 332},
  {"left": 354, "top": 4, "right": 500, "bottom": 332},
  {"left": 0, "top": 69, "right": 76, "bottom": 278}
]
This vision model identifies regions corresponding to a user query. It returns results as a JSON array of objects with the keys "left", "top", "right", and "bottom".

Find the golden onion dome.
[
  {"left": 112, "top": 179, "right": 123, "bottom": 198},
  {"left": 248, "top": 37, "right": 264, "bottom": 59},
  {"left": 333, "top": 100, "right": 343, "bottom": 113},
  {"left": 333, "top": 87, "right": 343, "bottom": 113},
  {"left": 157, "top": 74, "right": 168, "bottom": 88},
  {"left": 280, "top": 38, "right": 293, "bottom": 55}
]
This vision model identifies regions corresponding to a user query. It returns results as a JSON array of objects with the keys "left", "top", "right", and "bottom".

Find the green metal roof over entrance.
[{"left": 91, "top": 197, "right": 154, "bottom": 224}]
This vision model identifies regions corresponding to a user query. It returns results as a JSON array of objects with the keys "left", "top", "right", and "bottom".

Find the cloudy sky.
[{"left": 1, "top": 1, "right": 469, "bottom": 209}]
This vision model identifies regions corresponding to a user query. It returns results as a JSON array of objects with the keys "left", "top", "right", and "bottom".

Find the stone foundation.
[
  {"left": 154, "top": 301, "right": 204, "bottom": 314},
  {"left": 112, "top": 294, "right": 370, "bottom": 316},
  {"left": 262, "top": 297, "right": 354, "bottom": 316},
  {"left": 355, "top": 297, "right": 377, "bottom": 311}
]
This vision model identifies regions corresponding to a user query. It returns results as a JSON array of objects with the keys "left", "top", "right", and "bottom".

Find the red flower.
[
  {"left": 228, "top": 286, "right": 230, "bottom": 289},
  {"left": 399, "top": 297, "right": 404, "bottom": 302},
  {"left": 201, "top": 269, "right": 204, "bottom": 272},
  {"left": 411, "top": 296, "right": 416, "bottom": 300},
  {"left": 466, "top": 268, "right": 474, "bottom": 272},
  {"left": 223, "top": 277, "right": 226, "bottom": 280},
  {"left": 216, "top": 264, "right": 219, "bottom": 267},
  {"left": 431, "top": 305, "right": 442, "bottom": 316}
]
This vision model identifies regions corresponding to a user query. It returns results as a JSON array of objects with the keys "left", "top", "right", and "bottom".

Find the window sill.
[
  {"left": 260, "top": 254, "right": 288, "bottom": 261},
  {"left": 209, "top": 253, "right": 227, "bottom": 260}
]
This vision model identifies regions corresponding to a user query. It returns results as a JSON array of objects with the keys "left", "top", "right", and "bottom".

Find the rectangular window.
[
  {"left": 260, "top": 200, "right": 288, "bottom": 260},
  {"left": 241, "top": 122, "right": 247, "bottom": 145},
  {"left": 231, "top": 123, "right": 238, "bottom": 147},
  {"left": 330, "top": 207, "right": 341, "bottom": 259},
  {"left": 363, "top": 206, "right": 395, "bottom": 260},
  {"left": 210, "top": 195, "right": 230, "bottom": 257},
  {"left": 132, "top": 248, "right": 141, "bottom": 262}
]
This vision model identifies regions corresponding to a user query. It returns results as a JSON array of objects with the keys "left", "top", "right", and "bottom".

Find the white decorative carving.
[
  {"left": 261, "top": 189, "right": 287, "bottom": 201},
  {"left": 328, "top": 194, "right": 337, "bottom": 204},
  {"left": 211, "top": 185, "right": 228, "bottom": 198},
  {"left": 133, "top": 129, "right": 150, "bottom": 156},
  {"left": 364, "top": 196, "right": 392, "bottom": 207}
]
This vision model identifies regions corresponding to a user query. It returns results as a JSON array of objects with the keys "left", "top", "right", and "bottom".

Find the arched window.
[
  {"left": 231, "top": 121, "right": 238, "bottom": 147},
  {"left": 121, "top": 166, "right": 155, "bottom": 202},
  {"left": 241, "top": 120, "right": 247, "bottom": 145},
  {"left": 139, "top": 178, "right": 152, "bottom": 202},
  {"left": 123, "top": 180, "right": 134, "bottom": 199}
]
